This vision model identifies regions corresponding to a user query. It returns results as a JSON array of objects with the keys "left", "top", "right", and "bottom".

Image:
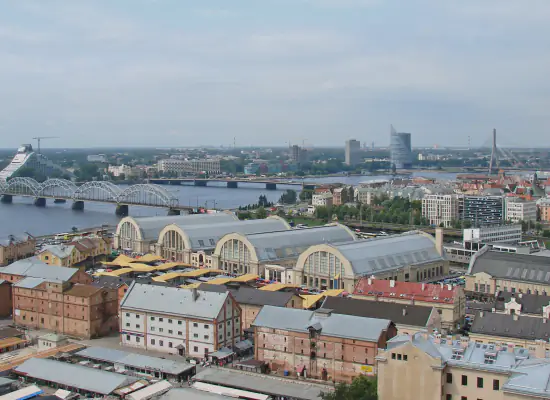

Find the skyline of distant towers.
[{"left": 390, "top": 125, "right": 413, "bottom": 169}]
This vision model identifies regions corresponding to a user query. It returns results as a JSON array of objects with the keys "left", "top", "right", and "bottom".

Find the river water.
[{"left": 0, "top": 172, "right": 457, "bottom": 237}]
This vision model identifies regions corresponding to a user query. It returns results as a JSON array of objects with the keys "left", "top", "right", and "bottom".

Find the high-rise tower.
[
  {"left": 488, "top": 128, "right": 499, "bottom": 175},
  {"left": 390, "top": 125, "right": 413, "bottom": 169}
]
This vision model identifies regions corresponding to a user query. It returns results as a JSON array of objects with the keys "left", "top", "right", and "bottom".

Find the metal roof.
[
  {"left": 199, "top": 284, "right": 295, "bottom": 307},
  {"left": 128, "top": 213, "right": 237, "bottom": 241},
  {"left": 0, "top": 234, "right": 31, "bottom": 247},
  {"left": 160, "top": 388, "right": 240, "bottom": 400},
  {"left": 252, "top": 305, "right": 391, "bottom": 342},
  {"left": 244, "top": 225, "right": 356, "bottom": 261},
  {"left": 504, "top": 358, "right": 550, "bottom": 397},
  {"left": 13, "top": 277, "right": 46, "bottom": 289},
  {"left": 494, "top": 291, "right": 550, "bottom": 315},
  {"left": 120, "top": 282, "right": 229, "bottom": 320},
  {"left": 171, "top": 217, "right": 290, "bottom": 250},
  {"left": 330, "top": 231, "right": 444, "bottom": 275},
  {"left": 14, "top": 358, "right": 139, "bottom": 395},
  {"left": 470, "top": 311, "right": 550, "bottom": 341},
  {"left": 0, "top": 259, "right": 78, "bottom": 282},
  {"left": 469, "top": 250, "right": 550, "bottom": 284},
  {"left": 39, "top": 244, "right": 75, "bottom": 259},
  {"left": 75, "top": 347, "right": 194, "bottom": 375},
  {"left": 192, "top": 368, "right": 328, "bottom": 400}
]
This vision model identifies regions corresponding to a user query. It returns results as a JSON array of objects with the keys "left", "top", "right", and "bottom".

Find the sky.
[{"left": 0, "top": 0, "right": 549, "bottom": 149}]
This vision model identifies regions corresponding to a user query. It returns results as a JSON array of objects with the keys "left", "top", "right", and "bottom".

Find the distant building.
[
  {"left": 462, "top": 195, "right": 504, "bottom": 225},
  {"left": 344, "top": 139, "right": 361, "bottom": 166},
  {"left": 355, "top": 187, "right": 377, "bottom": 205},
  {"left": 290, "top": 145, "right": 308, "bottom": 165},
  {"left": 120, "top": 283, "right": 242, "bottom": 358},
  {"left": 108, "top": 164, "right": 135, "bottom": 178},
  {"left": 390, "top": 127, "right": 412, "bottom": 169},
  {"left": 0, "top": 235, "right": 35, "bottom": 266},
  {"left": 37, "top": 237, "right": 112, "bottom": 268},
  {"left": 157, "top": 158, "right": 221, "bottom": 176},
  {"left": 422, "top": 194, "right": 460, "bottom": 228},
  {"left": 253, "top": 306, "right": 396, "bottom": 382},
  {"left": 87, "top": 154, "right": 107, "bottom": 163},
  {"left": 538, "top": 198, "right": 550, "bottom": 222},
  {"left": 312, "top": 192, "right": 333, "bottom": 207},
  {"left": 505, "top": 197, "right": 537, "bottom": 223},
  {"left": 464, "top": 224, "right": 522, "bottom": 244},
  {"left": 377, "top": 332, "right": 550, "bottom": 400}
]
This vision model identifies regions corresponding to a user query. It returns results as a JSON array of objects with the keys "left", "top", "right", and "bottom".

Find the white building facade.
[
  {"left": 505, "top": 198, "right": 537, "bottom": 223},
  {"left": 421, "top": 194, "right": 460, "bottom": 228},
  {"left": 157, "top": 158, "right": 221, "bottom": 175},
  {"left": 463, "top": 224, "right": 522, "bottom": 244},
  {"left": 120, "top": 283, "right": 241, "bottom": 359},
  {"left": 312, "top": 192, "right": 333, "bottom": 207}
]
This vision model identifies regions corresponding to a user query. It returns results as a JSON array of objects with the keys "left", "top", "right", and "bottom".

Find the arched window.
[
  {"left": 120, "top": 221, "right": 139, "bottom": 250},
  {"left": 161, "top": 230, "right": 185, "bottom": 260}
]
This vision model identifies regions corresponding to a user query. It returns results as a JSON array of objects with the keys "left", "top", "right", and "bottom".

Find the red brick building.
[{"left": 252, "top": 306, "right": 396, "bottom": 383}]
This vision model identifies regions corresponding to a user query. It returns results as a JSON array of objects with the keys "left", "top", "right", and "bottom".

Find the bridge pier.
[
  {"left": 303, "top": 184, "right": 316, "bottom": 190},
  {"left": 1, "top": 195, "right": 12, "bottom": 204},
  {"left": 266, "top": 183, "right": 277, "bottom": 190},
  {"left": 227, "top": 181, "right": 238, "bottom": 189},
  {"left": 34, "top": 198, "right": 46, "bottom": 207},
  {"left": 194, "top": 180, "right": 207, "bottom": 187},
  {"left": 116, "top": 204, "right": 129, "bottom": 217},
  {"left": 72, "top": 201, "right": 84, "bottom": 211},
  {"left": 167, "top": 208, "right": 181, "bottom": 216}
]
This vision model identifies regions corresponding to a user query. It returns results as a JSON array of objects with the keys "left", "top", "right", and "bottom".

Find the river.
[{"left": 0, "top": 171, "right": 457, "bottom": 237}]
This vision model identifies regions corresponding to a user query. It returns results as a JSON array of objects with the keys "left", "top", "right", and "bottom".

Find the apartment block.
[
  {"left": 505, "top": 198, "right": 537, "bottom": 223},
  {"left": 421, "top": 194, "right": 460, "bottom": 228},
  {"left": 120, "top": 283, "right": 242, "bottom": 359},
  {"left": 377, "top": 333, "right": 550, "bottom": 400},
  {"left": 12, "top": 281, "right": 118, "bottom": 339},
  {"left": 38, "top": 237, "right": 112, "bottom": 268},
  {"left": 0, "top": 235, "right": 36, "bottom": 266},
  {"left": 462, "top": 195, "right": 505, "bottom": 226},
  {"left": 538, "top": 199, "right": 550, "bottom": 223},
  {"left": 157, "top": 158, "right": 221, "bottom": 175},
  {"left": 252, "top": 306, "right": 396, "bottom": 383},
  {"left": 312, "top": 192, "right": 333, "bottom": 208},
  {"left": 353, "top": 277, "right": 465, "bottom": 333}
]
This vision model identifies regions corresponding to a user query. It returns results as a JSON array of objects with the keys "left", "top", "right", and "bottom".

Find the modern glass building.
[{"left": 390, "top": 127, "right": 413, "bottom": 169}]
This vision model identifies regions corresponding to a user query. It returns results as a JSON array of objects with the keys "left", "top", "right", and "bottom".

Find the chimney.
[
  {"left": 421, "top": 283, "right": 425, "bottom": 291},
  {"left": 440, "top": 283, "right": 444, "bottom": 289},
  {"left": 192, "top": 288, "right": 199, "bottom": 302},
  {"left": 518, "top": 293, "right": 523, "bottom": 299},
  {"left": 534, "top": 339, "right": 546, "bottom": 358},
  {"left": 402, "top": 308, "right": 407, "bottom": 316},
  {"left": 491, "top": 308, "right": 496, "bottom": 313},
  {"left": 447, "top": 284, "right": 452, "bottom": 290},
  {"left": 435, "top": 227, "right": 444, "bottom": 256},
  {"left": 390, "top": 280, "right": 395, "bottom": 288},
  {"left": 479, "top": 311, "right": 484, "bottom": 318},
  {"left": 368, "top": 278, "right": 372, "bottom": 285},
  {"left": 513, "top": 314, "right": 519, "bottom": 321}
]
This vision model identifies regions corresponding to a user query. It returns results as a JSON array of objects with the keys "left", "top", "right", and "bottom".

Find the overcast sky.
[{"left": 1, "top": 0, "right": 549, "bottom": 149}]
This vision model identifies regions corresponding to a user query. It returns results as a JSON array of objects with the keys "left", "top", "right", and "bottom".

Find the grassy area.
[{"left": 286, "top": 216, "right": 326, "bottom": 227}]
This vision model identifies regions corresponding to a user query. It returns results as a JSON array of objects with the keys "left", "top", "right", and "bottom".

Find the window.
[
  {"left": 159, "top": 328, "right": 164, "bottom": 333},
  {"left": 150, "top": 316, "right": 155, "bottom": 321},
  {"left": 204, "top": 335, "right": 209, "bottom": 340},
  {"left": 194, "top": 346, "right": 199, "bottom": 352},
  {"left": 178, "top": 331, "right": 183, "bottom": 336},
  {"left": 403, "top": 355, "right": 408, "bottom": 361},
  {"left": 461, "top": 397, "right": 467, "bottom": 400},
  {"left": 209, "top": 239, "right": 215, "bottom": 246},
  {"left": 159, "top": 318, "right": 164, "bottom": 322},
  {"left": 168, "top": 330, "right": 173, "bottom": 334},
  {"left": 126, "top": 335, "right": 130, "bottom": 341},
  {"left": 462, "top": 375, "right": 468, "bottom": 386},
  {"left": 178, "top": 320, "right": 182, "bottom": 325},
  {"left": 136, "top": 337, "right": 140, "bottom": 343},
  {"left": 135, "top": 314, "right": 139, "bottom": 318},
  {"left": 193, "top": 323, "right": 198, "bottom": 328},
  {"left": 477, "top": 377, "right": 483, "bottom": 388},
  {"left": 391, "top": 353, "right": 396, "bottom": 360},
  {"left": 446, "top": 373, "right": 453, "bottom": 384},
  {"left": 159, "top": 340, "right": 164, "bottom": 346},
  {"left": 194, "top": 334, "right": 198, "bottom": 338},
  {"left": 397, "top": 354, "right": 402, "bottom": 360},
  {"left": 151, "top": 339, "right": 156, "bottom": 345},
  {"left": 219, "top": 334, "right": 223, "bottom": 340},
  {"left": 227, "top": 321, "right": 231, "bottom": 326},
  {"left": 136, "top": 324, "right": 140, "bottom": 329},
  {"left": 126, "top": 323, "right": 130, "bottom": 327},
  {"left": 204, "top": 324, "right": 209, "bottom": 329},
  {"left": 169, "top": 342, "right": 173, "bottom": 348},
  {"left": 446, "top": 394, "right": 452, "bottom": 400},
  {"left": 198, "top": 240, "right": 205, "bottom": 247},
  {"left": 493, "top": 379, "right": 500, "bottom": 390},
  {"left": 151, "top": 327, "right": 155, "bottom": 331},
  {"left": 126, "top": 313, "right": 130, "bottom": 317},
  {"left": 168, "top": 319, "right": 173, "bottom": 324}
]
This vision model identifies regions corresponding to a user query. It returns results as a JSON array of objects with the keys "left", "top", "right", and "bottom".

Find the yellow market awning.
[
  {"left": 127, "top": 263, "right": 157, "bottom": 272},
  {"left": 232, "top": 274, "right": 259, "bottom": 283},
  {"left": 132, "top": 254, "right": 164, "bottom": 263},
  {"left": 259, "top": 283, "right": 299, "bottom": 292}
]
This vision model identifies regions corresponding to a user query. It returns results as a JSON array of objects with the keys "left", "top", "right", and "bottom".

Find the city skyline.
[{"left": 0, "top": 1, "right": 549, "bottom": 148}]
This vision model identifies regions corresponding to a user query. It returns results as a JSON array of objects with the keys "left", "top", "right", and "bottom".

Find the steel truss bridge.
[{"left": 0, "top": 178, "right": 183, "bottom": 216}]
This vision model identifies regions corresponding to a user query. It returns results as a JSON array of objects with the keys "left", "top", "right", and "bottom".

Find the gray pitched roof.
[
  {"left": 504, "top": 359, "right": 550, "bottom": 397},
  {"left": 75, "top": 347, "right": 194, "bottom": 375},
  {"left": 252, "top": 305, "right": 391, "bottom": 342},
  {"left": 329, "top": 231, "right": 444, "bottom": 276},
  {"left": 243, "top": 225, "right": 356, "bottom": 262},
  {"left": 39, "top": 244, "right": 74, "bottom": 259},
  {"left": 174, "top": 217, "right": 290, "bottom": 250},
  {"left": 0, "top": 234, "right": 32, "bottom": 247},
  {"left": 321, "top": 296, "right": 433, "bottom": 328},
  {"left": 199, "top": 284, "right": 295, "bottom": 307},
  {"left": 469, "top": 250, "right": 550, "bottom": 284},
  {"left": 130, "top": 213, "right": 238, "bottom": 241},
  {"left": 120, "top": 282, "right": 229, "bottom": 320},
  {"left": 470, "top": 311, "right": 550, "bottom": 341},
  {"left": 0, "top": 258, "right": 78, "bottom": 282},
  {"left": 495, "top": 291, "right": 550, "bottom": 315},
  {"left": 13, "top": 277, "right": 46, "bottom": 289},
  {"left": 14, "top": 358, "right": 138, "bottom": 395}
]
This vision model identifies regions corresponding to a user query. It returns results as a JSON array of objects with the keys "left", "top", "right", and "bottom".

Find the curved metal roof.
[
  {"left": 244, "top": 225, "right": 356, "bottom": 261},
  {"left": 329, "top": 231, "right": 444, "bottom": 275}
]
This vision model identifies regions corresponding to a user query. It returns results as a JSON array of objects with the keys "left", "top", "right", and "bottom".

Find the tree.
[
  {"left": 256, "top": 207, "right": 267, "bottom": 219},
  {"left": 258, "top": 195, "right": 270, "bottom": 207},
  {"left": 299, "top": 189, "right": 314, "bottom": 202},
  {"left": 279, "top": 189, "right": 297, "bottom": 205},
  {"left": 321, "top": 375, "right": 377, "bottom": 400},
  {"left": 391, "top": 163, "right": 397, "bottom": 174},
  {"left": 71, "top": 226, "right": 78, "bottom": 233}
]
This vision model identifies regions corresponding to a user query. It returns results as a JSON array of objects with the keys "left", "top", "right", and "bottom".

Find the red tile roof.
[{"left": 353, "top": 278, "right": 460, "bottom": 304}]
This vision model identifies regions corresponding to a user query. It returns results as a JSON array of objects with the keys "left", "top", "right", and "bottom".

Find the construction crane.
[{"left": 32, "top": 136, "right": 59, "bottom": 154}]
